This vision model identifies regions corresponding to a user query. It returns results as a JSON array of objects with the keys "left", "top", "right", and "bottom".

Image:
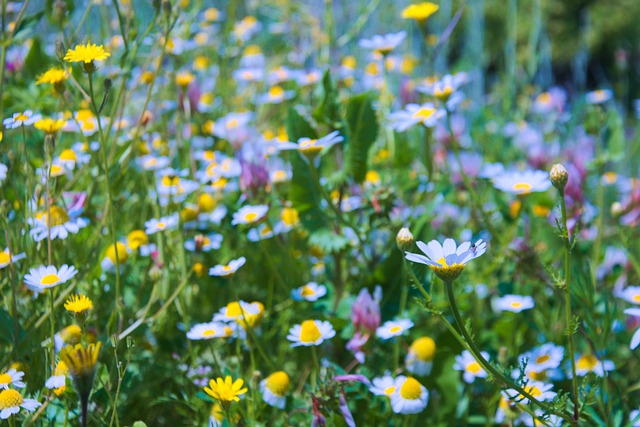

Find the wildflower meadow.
[{"left": 2, "top": 0, "right": 640, "bottom": 426}]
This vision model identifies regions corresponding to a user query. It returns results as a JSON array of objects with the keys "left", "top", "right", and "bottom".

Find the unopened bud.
[
  {"left": 396, "top": 227, "right": 414, "bottom": 251},
  {"left": 611, "top": 201, "right": 623, "bottom": 216},
  {"left": 549, "top": 163, "right": 568, "bottom": 191},
  {"left": 162, "top": 0, "right": 172, "bottom": 17},
  {"left": 104, "top": 78, "right": 113, "bottom": 92},
  {"left": 55, "top": 40, "right": 66, "bottom": 60}
]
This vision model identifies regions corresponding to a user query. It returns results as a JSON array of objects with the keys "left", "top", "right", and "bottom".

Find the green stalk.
[{"left": 310, "top": 345, "right": 320, "bottom": 389}]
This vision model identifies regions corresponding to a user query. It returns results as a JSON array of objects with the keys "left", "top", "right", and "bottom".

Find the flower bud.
[
  {"left": 396, "top": 227, "right": 414, "bottom": 251},
  {"left": 549, "top": 163, "right": 568, "bottom": 191},
  {"left": 55, "top": 40, "right": 66, "bottom": 60},
  {"left": 611, "top": 201, "right": 623, "bottom": 217}
]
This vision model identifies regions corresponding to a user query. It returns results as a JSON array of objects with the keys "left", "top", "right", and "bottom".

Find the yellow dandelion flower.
[
  {"left": 36, "top": 67, "right": 68, "bottom": 85},
  {"left": 64, "top": 42, "right": 110, "bottom": 64},
  {"left": 34, "top": 118, "right": 67, "bottom": 134},
  {"left": 59, "top": 342, "right": 101, "bottom": 378},
  {"left": 64, "top": 294, "right": 93, "bottom": 314},
  {"left": 401, "top": 2, "right": 439, "bottom": 21},
  {"left": 204, "top": 376, "right": 248, "bottom": 406}
]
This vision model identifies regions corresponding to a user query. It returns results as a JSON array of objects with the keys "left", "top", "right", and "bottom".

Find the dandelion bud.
[
  {"left": 148, "top": 264, "right": 163, "bottom": 282},
  {"left": 396, "top": 227, "right": 414, "bottom": 251},
  {"left": 104, "top": 78, "right": 112, "bottom": 93},
  {"left": 549, "top": 163, "right": 568, "bottom": 191},
  {"left": 162, "top": 0, "right": 172, "bottom": 17},
  {"left": 55, "top": 40, "right": 66, "bottom": 60}
]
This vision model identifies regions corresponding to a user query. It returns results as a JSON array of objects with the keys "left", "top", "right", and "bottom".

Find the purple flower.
[{"left": 352, "top": 287, "right": 381, "bottom": 334}]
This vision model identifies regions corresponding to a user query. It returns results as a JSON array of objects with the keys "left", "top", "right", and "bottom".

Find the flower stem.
[
  {"left": 559, "top": 189, "right": 580, "bottom": 422},
  {"left": 310, "top": 345, "right": 320, "bottom": 389}
]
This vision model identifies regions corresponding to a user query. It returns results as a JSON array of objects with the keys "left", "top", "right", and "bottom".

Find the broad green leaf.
[
  {"left": 286, "top": 107, "right": 327, "bottom": 232},
  {"left": 23, "top": 37, "right": 48, "bottom": 80},
  {"left": 313, "top": 69, "right": 343, "bottom": 129},
  {"left": 345, "top": 92, "right": 378, "bottom": 183},
  {"left": 309, "top": 228, "right": 350, "bottom": 254}
]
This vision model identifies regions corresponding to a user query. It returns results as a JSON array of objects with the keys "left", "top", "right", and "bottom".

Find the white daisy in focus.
[
  {"left": 454, "top": 350, "right": 489, "bottom": 383},
  {"left": 405, "top": 237, "right": 486, "bottom": 282},
  {"left": 0, "top": 389, "right": 41, "bottom": 420},
  {"left": 287, "top": 320, "right": 335, "bottom": 347},
  {"left": 390, "top": 376, "right": 429, "bottom": 414},
  {"left": 0, "top": 369, "right": 26, "bottom": 389},
  {"left": 259, "top": 371, "right": 290, "bottom": 409},
  {"left": 24, "top": 265, "right": 78, "bottom": 293}
]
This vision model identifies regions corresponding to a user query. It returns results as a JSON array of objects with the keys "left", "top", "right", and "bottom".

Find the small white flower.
[
  {"left": 0, "top": 389, "right": 41, "bottom": 419},
  {"left": 186, "top": 322, "right": 233, "bottom": 340},
  {"left": 3, "top": 110, "right": 42, "bottom": 129},
  {"left": 291, "top": 282, "right": 327, "bottom": 302},
  {"left": 24, "top": 265, "right": 78, "bottom": 293},
  {"left": 390, "top": 376, "right": 429, "bottom": 414},
  {"left": 369, "top": 374, "right": 400, "bottom": 397},
  {"left": 454, "top": 350, "right": 489, "bottom": 383},
  {"left": 144, "top": 213, "right": 179, "bottom": 235},
  {"left": 504, "top": 381, "right": 556, "bottom": 404},
  {"left": 492, "top": 170, "right": 551, "bottom": 195},
  {"left": 358, "top": 31, "right": 407, "bottom": 55},
  {"left": 184, "top": 233, "right": 223, "bottom": 252},
  {"left": 208, "top": 257, "right": 246, "bottom": 277},
  {"left": 493, "top": 294, "right": 535, "bottom": 313},
  {"left": 573, "top": 354, "right": 615, "bottom": 377},
  {"left": 618, "top": 286, "right": 640, "bottom": 305},
  {"left": 287, "top": 320, "right": 335, "bottom": 347},
  {"left": 388, "top": 103, "right": 445, "bottom": 132},
  {"left": 0, "top": 369, "right": 25, "bottom": 389},
  {"left": 259, "top": 371, "right": 290, "bottom": 409},
  {"left": 586, "top": 89, "right": 612, "bottom": 105},
  {"left": 376, "top": 319, "right": 414, "bottom": 340},
  {"left": 405, "top": 238, "right": 486, "bottom": 269},
  {"left": 231, "top": 205, "right": 268, "bottom": 226},
  {"left": 0, "top": 247, "right": 26, "bottom": 269}
]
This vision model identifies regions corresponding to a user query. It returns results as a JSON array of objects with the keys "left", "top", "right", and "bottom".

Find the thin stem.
[
  {"left": 559, "top": 190, "right": 580, "bottom": 422},
  {"left": 310, "top": 345, "right": 320, "bottom": 389},
  {"left": 3, "top": 225, "right": 19, "bottom": 349}
]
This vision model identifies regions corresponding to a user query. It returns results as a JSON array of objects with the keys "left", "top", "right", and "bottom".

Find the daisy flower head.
[
  {"left": 187, "top": 322, "right": 233, "bottom": 340},
  {"left": 0, "top": 369, "right": 25, "bottom": 390},
  {"left": 376, "top": 319, "right": 414, "bottom": 340},
  {"left": 388, "top": 103, "right": 445, "bottom": 132},
  {"left": 24, "top": 264, "right": 78, "bottom": 293},
  {"left": 259, "top": 371, "right": 290, "bottom": 409},
  {"left": 258, "top": 85, "right": 295, "bottom": 104},
  {"left": 401, "top": 2, "right": 439, "bottom": 22},
  {"left": 574, "top": 354, "right": 615, "bottom": 377},
  {"left": 287, "top": 320, "right": 336, "bottom": 347},
  {"left": 0, "top": 389, "right": 41, "bottom": 420},
  {"left": 586, "top": 89, "right": 612, "bottom": 105},
  {"left": 405, "top": 238, "right": 487, "bottom": 282},
  {"left": 624, "top": 308, "right": 640, "bottom": 350},
  {"left": 492, "top": 170, "right": 551, "bottom": 195},
  {"left": 619, "top": 286, "right": 640, "bottom": 305},
  {"left": 64, "top": 294, "right": 93, "bottom": 315},
  {"left": 454, "top": 350, "right": 489, "bottom": 383},
  {"left": 231, "top": 204, "right": 268, "bottom": 226},
  {"left": 359, "top": 31, "right": 407, "bottom": 55},
  {"left": 3, "top": 110, "right": 42, "bottom": 129},
  {"left": 390, "top": 376, "right": 429, "bottom": 414},
  {"left": 369, "top": 374, "right": 400, "bottom": 397},
  {"left": 523, "top": 343, "right": 564, "bottom": 374},
  {"left": 213, "top": 300, "right": 264, "bottom": 330},
  {"left": 64, "top": 42, "right": 110, "bottom": 73},
  {"left": 278, "top": 131, "right": 344, "bottom": 159},
  {"left": 493, "top": 294, "right": 535, "bottom": 313},
  {"left": 291, "top": 282, "right": 327, "bottom": 302},
  {"left": 101, "top": 241, "right": 130, "bottom": 271},
  {"left": 503, "top": 381, "right": 557, "bottom": 404},
  {"left": 144, "top": 213, "right": 179, "bottom": 235},
  {"left": 209, "top": 257, "right": 246, "bottom": 277},
  {"left": 184, "top": 233, "right": 223, "bottom": 252},
  {"left": 0, "top": 247, "right": 26, "bottom": 269},
  {"left": 406, "top": 336, "right": 436, "bottom": 376},
  {"left": 45, "top": 361, "right": 68, "bottom": 396},
  {"left": 204, "top": 376, "right": 248, "bottom": 407},
  {"left": 28, "top": 204, "right": 89, "bottom": 242},
  {"left": 247, "top": 223, "right": 280, "bottom": 242}
]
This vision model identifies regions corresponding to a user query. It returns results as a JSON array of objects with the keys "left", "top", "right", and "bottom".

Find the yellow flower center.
[
  {"left": 383, "top": 386, "right": 396, "bottom": 396},
  {"left": 41, "top": 274, "right": 61, "bottom": 286},
  {"left": 301, "top": 286, "right": 316, "bottom": 297},
  {"left": 226, "top": 302, "right": 243, "bottom": 317},
  {"left": 632, "top": 294, "right": 640, "bottom": 303},
  {"left": 399, "top": 377, "right": 423, "bottom": 400},
  {"left": 535, "top": 355, "right": 550, "bottom": 364},
  {"left": 577, "top": 354, "right": 598, "bottom": 371},
  {"left": 202, "top": 329, "right": 217, "bottom": 338},
  {"left": 156, "top": 222, "right": 166, "bottom": 229},
  {"left": 281, "top": 208, "right": 299, "bottom": 226},
  {"left": 15, "top": 114, "right": 29, "bottom": 122},
  {"left": 259, "top": 226, "right": 272, "bottom": 236},
  {"left": 50, "top": 164, "right": 64, "bottom": 176},
  {"left": 529, "top": 370, "right": 546, "bottom": 381},
  {"left": 222, "top": 265, "right": 233, "bottom": 272},
  {"left": 59, "top": 149, "right": 77, "bottom": 162},
  {"left": 434, "top": 85, "right": 453, "bottom": 99},
  {"left": 512, "top": 182, "right": 533, "bottom": 193},
  {"left": 161, "top": 175, "right": 180, "bottom": 187},
  {"left": 0, "top": 389, "right": 23, "bottom": 409},
  {"left": 510, "top": 302, "right": 523, "bottom": 309},
  {"left": 0, "top": 251, "right": 10, "bottom": 265},
  {"left": 412, "top": 107, "right": 436, "bottom": 121},
  {"left": 410, "top": 337, "right": 436, "bottom": 361},
  {"left": 243, "top": 212, "right": 259, "bottom": 222},
  {"left": 269, "top": 86, "right": 285, "bottom": 98},
  {"left": 537, "top": 92, "right": 552, "bottom": 104},
  {"left": 466, "top": 362, "right": 482, "bottom": 374},
  {"left": 266, "top": 371, "right": 290, "bottom": 396},
  {"left": 389, "top": 326, "right": 402, "bottom": 334},
  {"left": 226, "top": 119, "right": 239, "bottom": 129},
  {"left": 127, "top": 230, "right": 148, "bottom": 250},
  {"left": 603, "top": 172, "right": 617, "bottom": 184},
  {"left": 0, "top": 373, "right": 11, "bottom": 385},
  {"left": 299, "top": 320, "right": 322, "bottom": 343}
]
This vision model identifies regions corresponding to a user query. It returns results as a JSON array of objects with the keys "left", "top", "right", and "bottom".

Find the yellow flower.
[
  {"left": 175, "top": 71, "right": 195, "bottom": 87},
  {"left": 401, "top": 2, "right": 439, "bottom": 21},
  {"left": 36, "top": 67, "right": 68, "bottom": 85},
  {"left": 64, "top": 294, "right": 93, "bottom": 314},
  {"left": 204, "top": 376, "right": 248, "bottom": 405},
  {"left": 34, "top": 118, "right": 67, "bottom": 134},
  {"left": 64, "top": 42, "right": 110, "bottom": 63},
  {"left": 59, "top": 342, "right": 101, "bottom": 378}
]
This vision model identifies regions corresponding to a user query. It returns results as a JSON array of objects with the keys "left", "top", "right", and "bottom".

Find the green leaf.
[
  {"left": 605, "top": 109, "right": 625, "bottom": 161},
  {"left": 23, "top": 37, "right": 49, "bottom": 81},
  {"left": 345, "top": 92, "right": 378, "bottom": 183},
  {"left": 308, "top": 228, "right": 350, "bottom": 254},
  {"left": 286, "top": 107, "right": 327, "bottom": 232},
  {"left": 313, "top": 69, "right": 343, "bottom": 128}
]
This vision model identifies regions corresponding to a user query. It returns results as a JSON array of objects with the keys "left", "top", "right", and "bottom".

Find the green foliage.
[{"left": 345, "top": 92, "right": 378, "bottom": 183}]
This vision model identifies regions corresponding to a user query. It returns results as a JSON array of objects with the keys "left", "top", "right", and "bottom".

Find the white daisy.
[
  {"left": 213, "top": 300, "right": 262, "bottom": 324},
  {"left": 358, "top": 31, "right": 407, "bottom": 55},
  {"left": 186, "top": 322, "right": 233, "bottom": 340},
  {"left": 390, "top": 376, "right": 429, "bottom": 414},
  {"left": 247, "top": 223, "right": 282, "bottom": 242},
  {"left": 0, "top": 389, "right": 41, "bottom": 419},
  {"left": 504, "top": 381, "right": 557, "bottom": 404},
  {"left": 291, "top": 282, "right": 327, "bottom": 302},
  {"left": 144, "top": 213, "right": 179, "bottom": 235},
  {"left": 0, "top": 247, "right": 26, "bottom": 269},
  {"left": 454, "top": 350, "right": 489, "bottom": 383},
  {"left": 520, "top": 343, "right": 564, "bottom": 374},
  {"left": 24, "top": 264, "right": 78, "bottom": 293},
  {"left": 573, "top": 354, "right": 615, "bottom": 377},
  {"left": 586, "top": 89, "right": 612, "bottom": 105},
  {"left": 259, "top": 371, "right": 290, "bottom": 409},
  {"left": 369, "top": 374, "right": 400, "bottom": 397},
  {"left": 493, "top": 294, "right": 535, "bottom": 313},
  {"left": 388, "top": 103, "right": 445, "bottom": 131},
  {"left": 492, "top": 170, "right": 551, "bottom": 195},
  {"left": 376, "top": 319, "right": 414, "bottom": 340},
  {"left": 405, "top": 238, "right": 486, "bottom": 282},
  {"left": 406, "top": 337, "right": 436, "bottom": 376},
  {"left": 624, "top": 308, "right": 640, "bottom": 350},
  {"left": 0, "top": 369, "right": 25, "bottom": 389},
  {"left": 3, "top": 110, "right": 42, "bottom": 129},
  {"left": 231, "top": 205, "right": 269, "bottom": 226},
  {"left": 287, "top": 320, "right": 335, "bottom": 347},
  {"left": 618, "top": 286, "right": 640, "bottom": 305},
  {"left": 184, "top": 233, "right": 223, "bottom": 252},
  {"left": 276, "top": 131, "right": 344, "bottom": 157},
  {"left": 28, "top": 204, "right": 89, "bottom": 242},
  {"left": 0, "top": 163, "right": 7, "bottom": 183},
  {"left": 257, "top": 85, "right": 295, "bottom": 104},
  {"left": 208, "top": 257, "right": 246, "bottom": 277}
]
